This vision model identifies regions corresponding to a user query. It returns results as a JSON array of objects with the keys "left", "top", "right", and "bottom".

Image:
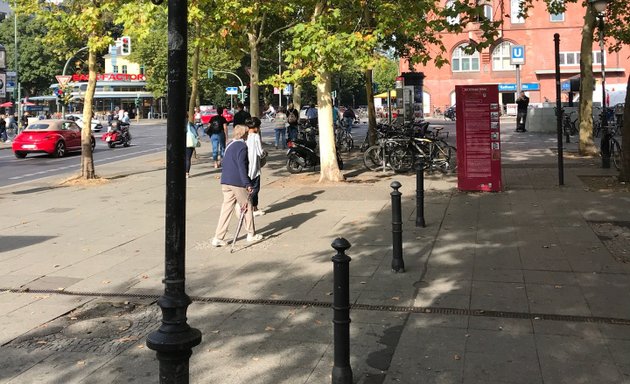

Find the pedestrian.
[
  {"left": 207, "top": 106, "right": 228, "bottom": 168},
  {"left": 262, "top": 103, "right": 276, "bottom": 121},
  {"left": 342, "top": 106, "right": 356, "bottom": 134},
  {"left": 247, "top": 117, "right": 266, "bottom": 216},
  {"left": 193, "top": 106, "right": 204, "bottom": 138},
  {"left": 232, "top": 102, "right": 251, "bottom": 126},
  {"left": 211, "top": 124, "right": 263, "bottom": 247},
  {"left": 286, "top": 103, "right": 299, "bottom": 141},
  {"left": 273, "top": 106, "right": 287, "bottom": 149},
  {"left": 332, "top": 105, "right": 340, "bottom": 129},
  {"left": 306, "top": 103, "right": 318, "bottom": 127},
  {"left": 0, "top": 115, "right": 7, "bottom": 142},
  {"left": 185, "top": 116, "right": 200, "bottom": 179},
  {"left": 20, "top": 112, "right": 29, "bottom": 130},
  {"left": 516, "top": 91, "right": 529, "bottom": 132}
]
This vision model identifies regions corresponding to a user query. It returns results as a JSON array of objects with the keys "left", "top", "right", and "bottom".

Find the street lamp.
[{"left": 590, "top": 0, "right": 610, "bottom": 168}]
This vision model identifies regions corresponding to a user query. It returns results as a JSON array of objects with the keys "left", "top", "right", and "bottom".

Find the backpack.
[
  {"left": 206, "top": 117, "right": 222, "bottom": 135},
  {"left": 287, "top": 110, "right": 297, "bottom": 124}
]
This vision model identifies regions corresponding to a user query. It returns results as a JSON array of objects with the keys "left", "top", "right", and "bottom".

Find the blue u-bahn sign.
[{"left": 498, "top": 83, "right": 540, "bottom": 92}]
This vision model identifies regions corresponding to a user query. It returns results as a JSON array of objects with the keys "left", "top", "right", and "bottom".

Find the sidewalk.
[{"left": 1, "top": 124, "right": 630, "bottom": 384}]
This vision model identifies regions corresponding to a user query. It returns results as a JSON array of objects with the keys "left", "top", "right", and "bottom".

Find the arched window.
[
  {"left": 452, "top": 44, "right": 480, "bottom": 72},
  {"left": 446, "top": 0, "right": 460, "bottom": 25},
  {"left": 492, "top": 41, "right": 515, "bottom": 71}
]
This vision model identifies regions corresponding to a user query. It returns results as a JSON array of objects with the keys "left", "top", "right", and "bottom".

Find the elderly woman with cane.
[{"left": 211, "top": 124, "right": 263, "bottom": 247}]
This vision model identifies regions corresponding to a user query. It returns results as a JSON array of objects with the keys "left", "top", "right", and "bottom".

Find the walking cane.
[{"left": 230, "top": 192, "right": 252, "bottom": 253}]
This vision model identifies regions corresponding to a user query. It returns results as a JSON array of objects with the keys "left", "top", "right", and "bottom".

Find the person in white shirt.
[
  {"left": 263, "top": 104, "right": 276, "bottom": 121},
  {"left": 246, "top": 117, "right": 266, "bottom": 216}
]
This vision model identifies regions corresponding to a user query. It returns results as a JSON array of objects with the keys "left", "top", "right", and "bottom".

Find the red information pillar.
[{"left": 455, "top": 85, "right": 502, "bottom": 192}]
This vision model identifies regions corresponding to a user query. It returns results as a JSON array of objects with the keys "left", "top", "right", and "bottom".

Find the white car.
[{"left": 65, "top": 114, "right": 103, "bottom": 132}]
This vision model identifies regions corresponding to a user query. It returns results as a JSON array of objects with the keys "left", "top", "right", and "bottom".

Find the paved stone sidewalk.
[{"left": 1, "top": 122, "right": 630, "bottom": 383}]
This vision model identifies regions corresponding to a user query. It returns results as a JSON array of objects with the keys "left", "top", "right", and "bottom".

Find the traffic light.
[
  {"left": 121, "top": 36, "right": 131, "bottom": 55},
  {"left": 135, "top": 97, "right": 140, "bottom": 107},
  {"left": 55, "top": 88, "right": 64, "bottom": 102},
  {"left": 207, "top": 68, "right": 213, "bottom": 79}
]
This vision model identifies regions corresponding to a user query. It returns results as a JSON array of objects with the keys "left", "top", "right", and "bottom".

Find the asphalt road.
[
  {"left": 0, "top": 118, "right": 455, "bottom": 189},
  {"left": 0, "top": 121, "right": 167, "bottom": 189}
]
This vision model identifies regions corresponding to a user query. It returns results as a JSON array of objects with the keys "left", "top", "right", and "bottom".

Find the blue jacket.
[{"left": 220, "top": 140, "right": 251, "bottom": 188}]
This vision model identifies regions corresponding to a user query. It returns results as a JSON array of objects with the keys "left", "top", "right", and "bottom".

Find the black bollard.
[
  {"left": 415, "top": 159, "right": 426, "bottom": 227},
  {"left": 331, "top": 238, "right": 353, "bottom": 384},
  {"left": 390, "top": 181, "right": 405, "bottom": 273},
  {"left": 146, "top": 0, "right": 201, "bottom": 382}
]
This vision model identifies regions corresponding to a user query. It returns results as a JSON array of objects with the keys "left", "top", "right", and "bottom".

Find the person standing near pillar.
[{"left": 516, "top": 91, "right": 529, "bottom": 132}]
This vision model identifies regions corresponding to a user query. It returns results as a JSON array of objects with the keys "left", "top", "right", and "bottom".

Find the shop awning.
[{"left": 374, "top": 90, "right": 396, "bottom": 98}]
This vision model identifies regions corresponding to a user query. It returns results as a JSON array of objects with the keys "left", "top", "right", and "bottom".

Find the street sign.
[
  {"left": 239, "top": 85, "right": 247, "bottom": 92},
  {"left": 56, "top": 75, "right": 72, "bottom": 86},
  {"left": 226, "top": 86, "right": 238, "bottom": 95},
  {"left": 283, "top": 84, "right": 292, "bottom": 95},
  {"left": 510, "top": 45, "right": 525, "bottom": 65}
]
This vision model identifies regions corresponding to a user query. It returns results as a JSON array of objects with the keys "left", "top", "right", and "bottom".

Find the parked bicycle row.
[{"left": 361, "top": 120, "right": 457, "bottom": 174}]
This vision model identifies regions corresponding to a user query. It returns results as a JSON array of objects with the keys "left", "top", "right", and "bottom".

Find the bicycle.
[
  {"left": 262, "top": 111, "right": 276, "bottom": 123},
  {"left": 388, "top": 134, "right": 457, "bottom": 174},
  {"left": 560, "top": 109, "right": 578, "bottom": 143},
  {"left": 602, "top": 124, "right": 623, "bottom": 170},
  {"left": 335, "top": 123, "right": 353, "bottom": 152}
]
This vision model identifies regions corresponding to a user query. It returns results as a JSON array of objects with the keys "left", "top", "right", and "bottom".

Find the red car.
[
  {"left": 12, "top": 119, "right": 96, "bottom": 159},
  {"left": 200, "top": 109, "right": 234, "bottom": 125}
]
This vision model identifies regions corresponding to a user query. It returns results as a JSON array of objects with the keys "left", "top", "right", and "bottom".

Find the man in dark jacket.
[
  {"left": 211, "top": 124, "right": 263, "bottom": 247},
  {"left": 516, "top": 91, "right": 529, "bottom": 132},
  {"left": 232, "top": 102, "right": 251, "bottom": 126}
]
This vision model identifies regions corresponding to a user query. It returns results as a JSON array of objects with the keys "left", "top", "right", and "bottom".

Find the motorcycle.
[
  {"left": 286, "top": 130, "right": 344, "bottom": 173},
  {"left": 101, "top": 119, "right": 131, "bottom": 148},
  {"left": 444, "top": 105, "right": 456, "bottom": 121}
]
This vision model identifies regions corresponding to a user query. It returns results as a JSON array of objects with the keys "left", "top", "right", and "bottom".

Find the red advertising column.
[{"left": 455, "top": 85, "right": 502, "bottom": 192}]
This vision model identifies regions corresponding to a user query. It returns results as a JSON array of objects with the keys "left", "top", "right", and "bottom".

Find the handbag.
[{"left": 259, "top": 150, "right": 268, "bottom": 167}]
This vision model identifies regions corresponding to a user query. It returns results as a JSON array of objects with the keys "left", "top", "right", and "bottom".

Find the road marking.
[{"left": 6, "top": 148, "right": 163, "bottom": 180}]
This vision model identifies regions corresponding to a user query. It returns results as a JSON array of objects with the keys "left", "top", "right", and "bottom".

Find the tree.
[
  {"left": 605, "top": 0, "right": 630, "bottom": 181},
  {"left": 16, "top": 0, "right": 130, "bottom": 179},
  {"left": 210, "top": 1, "right": 302, "bottom": 117},
  {"left": 280, "top": 0, "right": 500, "bottom": 182}
]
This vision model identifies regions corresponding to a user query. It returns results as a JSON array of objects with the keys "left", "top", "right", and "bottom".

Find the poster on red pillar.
[{"left": 455, "top": 85, "right": 502, "bottom": 192}]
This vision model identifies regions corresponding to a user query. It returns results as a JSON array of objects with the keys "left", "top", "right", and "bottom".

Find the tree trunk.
[
  {"left": 578, "top": 6, "right": 599, "bottom": 156},
  {"left": 248, "top": 34, "right": 260, "bottom": 117},
  {"left": 620, "top": 75, "right": 630, "bottom": 182},
  {"left": 81, "top": 50, "right": 97, "bottom": 179},
  {"left": 293, "top": 81, "right": 302, "bottom": 110},
  {"left": 365, "top": 69, "right": 377, "bottom": 147},
  {"left": 187, "top": 22, "right": 201, "bottom": 122},
  {"left": 318, "top": 71, "right": 344, "bottom": 182}
]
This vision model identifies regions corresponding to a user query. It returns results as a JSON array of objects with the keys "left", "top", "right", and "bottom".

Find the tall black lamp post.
[
  {"left": 146, "top": 0, "right": 202, "bottom": 382},
  {"left": 591, "top": 0, "right": 610, "bottom": 168}
]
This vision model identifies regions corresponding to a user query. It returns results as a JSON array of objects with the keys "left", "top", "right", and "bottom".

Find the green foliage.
[
  {"left": 372, "top": 56, "right": 399, "bottom": 93},
  {"left": 0, "top": 15, "right": 70, "bottom": 96}
]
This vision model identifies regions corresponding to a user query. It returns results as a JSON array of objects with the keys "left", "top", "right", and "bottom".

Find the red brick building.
[{"left": 402, "top": 0, "right": 630, "bottom": 114}]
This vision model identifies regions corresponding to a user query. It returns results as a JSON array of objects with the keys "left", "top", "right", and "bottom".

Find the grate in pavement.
[{"left": 4, "top": 288, "right": 630, "bottom": 327}]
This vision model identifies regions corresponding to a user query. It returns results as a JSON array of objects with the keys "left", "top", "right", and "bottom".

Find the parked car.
[
  {"left": 200, "top": 109, "right": 234, "bottom": 125},
  {"left": 12, "top": 119, "right": 96, "bottom": 159},
  {"left": 65, "top": 114, "right": 104, "bottom": 132}
]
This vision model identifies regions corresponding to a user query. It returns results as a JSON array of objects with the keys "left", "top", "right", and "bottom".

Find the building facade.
[
  {"left": 403, "top": 0, "right": 630, "bottom": 114},
  {"left": 31, "top": 47, "right": 160, "bottom": 118}
]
